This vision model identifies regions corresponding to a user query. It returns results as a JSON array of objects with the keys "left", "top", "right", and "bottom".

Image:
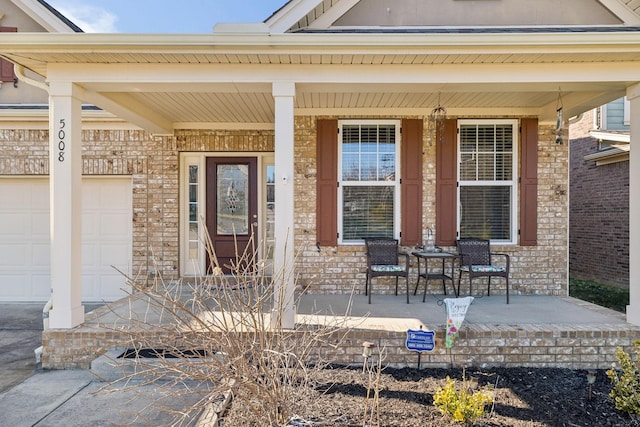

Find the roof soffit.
[{"left": 1, "top": 33, "right": 639, "bottom": 132}]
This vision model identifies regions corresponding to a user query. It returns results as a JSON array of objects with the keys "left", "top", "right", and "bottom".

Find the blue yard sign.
[{"left": 405, "top": 328, "right": 435, "bottom": 352}]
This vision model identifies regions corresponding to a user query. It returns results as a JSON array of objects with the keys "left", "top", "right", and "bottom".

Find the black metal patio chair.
[
  {"left": 364, "top": 238, "right": 410, "bottom": 304},
  {"left": 456, "top": 237, "right": 510, "bottom": 303}
]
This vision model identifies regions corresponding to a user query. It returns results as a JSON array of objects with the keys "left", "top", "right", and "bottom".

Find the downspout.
[
  {"left": 15, "top": 63, "right": 52, "bottom": 363},
  {"left": 14, "top": 63, "right": 52, "bottom": 330},
  {"left": 34, "top": 298, "right": 53, "bottom": 364},
  {"left": 13, "top": 64, "right": 49, "bottom": 92},
  {"left": 41, "top": 298, "right": 53, "bottom": 331}
]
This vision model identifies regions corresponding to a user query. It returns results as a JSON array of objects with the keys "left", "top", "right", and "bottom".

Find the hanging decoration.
[
  {"left": 429, "top": 93, "right": 447, "bottom": 145},
  {"left": 555, "top": 89, "right": 564, "bottom": 144}
]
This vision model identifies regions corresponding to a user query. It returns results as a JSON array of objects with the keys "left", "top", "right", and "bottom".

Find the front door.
[{"left": 206, "top": 157, "right": 258, "bottom": 274}]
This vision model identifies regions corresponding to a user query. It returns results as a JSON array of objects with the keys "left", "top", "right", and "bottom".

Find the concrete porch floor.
[
  {"left": 42, "top": 289, "right": 640, "bottom": 370},
  {"left": 296, "top": 293, "right": 630, "bottom": 330},
  {"left": 83, "top": 290, "right": 630, "bottom": 328}
]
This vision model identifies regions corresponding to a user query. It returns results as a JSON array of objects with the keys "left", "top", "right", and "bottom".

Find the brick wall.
[
  {"left": 294, "top": 116, "right": 569, "bottom": 297},
  {"left": 569, "top": 113, "right": 629, "bottom": 287},
  {"left": 0, "top": 128, "right": 274, "bottom": 282},
  {"left": 0, "top": 118, "right": 569, "bottom": 298},
  {"left": 44, "top": 301, "right": 640, "bottom": 370}
]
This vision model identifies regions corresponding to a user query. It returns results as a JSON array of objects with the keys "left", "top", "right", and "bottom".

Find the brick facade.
[
  {"left": 0, "top": 118, "right": 578, "bottom": 370},
  {"left": 295, "top": 117, "right": 569, "bottom": 297},
  {"left": 569, "top": 112, "right": 630, "bottom": 287},
  {"left": 43, "top": 298, "right": 640, "bottom": 370},
  {"left": 0, "top": 117, "right": 569, "bottom": 298}
]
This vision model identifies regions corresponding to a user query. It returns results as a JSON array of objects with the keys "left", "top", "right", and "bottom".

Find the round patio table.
[{"left": 411, "top": 250, "right": 459, "bottom": 302}]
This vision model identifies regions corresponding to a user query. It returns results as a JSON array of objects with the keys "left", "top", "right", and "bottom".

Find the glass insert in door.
[
  {"left": 216, "top": 164, "right": 249, "bottom": 235},
  {"left": 188, "top": 165, "right": 199, "bottom": 259}
]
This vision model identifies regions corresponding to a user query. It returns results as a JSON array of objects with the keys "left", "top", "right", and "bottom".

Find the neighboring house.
[
  {"left": 1, "top": 0, "right": 640, "bottom": 329},
  {"left": 569, "top": 97, "right": 630, "bottom": 288}
]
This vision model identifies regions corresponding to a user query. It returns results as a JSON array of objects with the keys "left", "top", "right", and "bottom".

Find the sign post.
[{"left": 405, "top": 327, "right": 435, "bottom": 369}]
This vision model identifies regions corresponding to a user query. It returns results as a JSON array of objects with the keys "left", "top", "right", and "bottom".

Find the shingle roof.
[
  {"left": 36, "top": 0, "right": 84, "bottom": 33},
  {"left": 293, "top": 26, "right": 640, "bottom": 34}
]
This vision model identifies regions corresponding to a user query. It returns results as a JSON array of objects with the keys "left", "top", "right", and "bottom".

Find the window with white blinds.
[
  {"left": 338, "top": 120, "right": 401, "bottom": 243},
  {"left": 458, "top": 120, "right": 518, "bottom": 243}
]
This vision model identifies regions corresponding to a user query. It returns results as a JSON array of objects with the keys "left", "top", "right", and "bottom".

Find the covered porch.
[
  {"left": 43, "top": 288, "right": 640, "bottom": 370},
  {"left": 1, "top": 27, "right": 639, "bottom": 334}
]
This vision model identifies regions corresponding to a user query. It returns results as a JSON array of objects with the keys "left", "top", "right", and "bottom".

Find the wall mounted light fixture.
[
  {"left": 429, "top": 93, "right": 447, "bottom": 145},
  {"left": 556, "top": 90, "right": 564, "bottom": 144}
]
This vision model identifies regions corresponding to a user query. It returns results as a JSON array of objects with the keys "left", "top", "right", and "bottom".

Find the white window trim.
[
  {"left": 179, "top": 154, "right": 206, "bottom": 276},
  {"left": 337, "top": 119, "right": 402, "bottom": 245},
  {"left": 457, "top": 119, "right": 519, "bottom": 245}
]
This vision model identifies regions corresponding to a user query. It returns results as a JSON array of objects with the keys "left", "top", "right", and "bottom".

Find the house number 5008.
[{"left": 57, "top": 118, "right": 66, "bottom": 162}]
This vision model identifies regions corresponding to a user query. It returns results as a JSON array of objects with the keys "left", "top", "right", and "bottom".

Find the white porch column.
[
  {"left": 48, "top": 82, "right": 84, "bottom": 329},
  {"left": 272, "top": 81, "right": 296, "bottom": 329},
  {"left": 628, "top": 83, "right": 640, "bottom": 326}
]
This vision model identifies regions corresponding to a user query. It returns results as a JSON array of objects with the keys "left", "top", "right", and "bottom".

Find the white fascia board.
[
  {"left": 584, "top": 145, "right": 630, "bottom": 165},
  {"left": 589, "top": 130, "right": 631, "bottom": 142},
  {"left": 266, "top": 0, "right": 325, "bottom": 33},
  {"left": 308, "top": 0, "right": 360, "bottom": 29},
  {"left": 598, "top": 0, "right": 640, "bottom": 26},
  {"left": 3, "top": 31, "right": 640, "bottom": 52},
  {"left": 49, "top": 61, "right": 640, "bottom": 87},
  {"left": 10, "top": 0, "right": 77, "bottom": 33}
]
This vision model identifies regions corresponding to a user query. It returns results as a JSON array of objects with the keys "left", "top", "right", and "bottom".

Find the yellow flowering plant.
[{"left": 433, "top": 374, "right": 493, "bottom": 425}]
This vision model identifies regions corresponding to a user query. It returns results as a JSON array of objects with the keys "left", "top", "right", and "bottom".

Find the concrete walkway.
[
  {"left": 0, "top": 303, "right": 201, "bottom": 426},
  {"left": 0, "top": 304, "right": 43, "bottom": 395}
]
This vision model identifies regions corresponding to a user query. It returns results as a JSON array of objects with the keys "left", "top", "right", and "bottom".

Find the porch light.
[
  {"left": 429, "top": 94, "right": 447, "bottom": 145},
  {"left": 555, "top": 90, "right": 564, "bottom": 144}
]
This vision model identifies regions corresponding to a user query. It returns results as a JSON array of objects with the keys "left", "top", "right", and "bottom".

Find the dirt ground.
[{"left": 226, "top": 365, "right": 636, "bottom": 426}]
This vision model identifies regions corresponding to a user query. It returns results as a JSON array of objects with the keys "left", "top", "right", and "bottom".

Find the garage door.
[{"left": 0, "top": 178, "right": 132, "bottom": 302}]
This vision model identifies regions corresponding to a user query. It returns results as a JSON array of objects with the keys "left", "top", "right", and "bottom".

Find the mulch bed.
[{"left": 269, "top": 366, "right": 636, "bottom": 426}]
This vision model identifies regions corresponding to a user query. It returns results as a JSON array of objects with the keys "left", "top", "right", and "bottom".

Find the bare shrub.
[
  {"left": 362, "top": 343, "right": 386, "bottom": 427},
  {"left": 99, "top": 232, "right": 357, "bottom": 426}
]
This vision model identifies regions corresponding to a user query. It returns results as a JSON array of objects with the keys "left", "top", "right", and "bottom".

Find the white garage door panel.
[
  {"left": 32, "top": 244, "right": 50, "bottom": 266},
  {"left": 1, "top": 275, "right": 28, "bottom": 298},
  {"left": 0, "top": 213, "right": 27, "bottom": 235},
  {"left": 0, "top": 246, "right": 27, "bottom": 266},
  {"left": 0, "top": 178, "right": 132, "bottom": 302},
  {"left": 101, "top": 213, "right": 130, "bottom": 237},
  {"left": 32, "top": 274, "right": 50, "bottom": 297}
]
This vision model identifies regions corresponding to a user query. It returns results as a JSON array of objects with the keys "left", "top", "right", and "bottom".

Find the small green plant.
[
  {"left": 607, "top": 340, "right": 640, "bottom": 416},
  {"left": 433, "top": 373, "right": 493, "bottom": 425}
]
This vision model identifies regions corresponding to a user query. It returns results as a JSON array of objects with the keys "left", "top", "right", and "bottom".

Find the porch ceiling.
[
  {"left": 113, "top": 83, "right": 628, "bottom": 125},
  {"left": 1, "top": 32, "right": 639, "bottom": 132}
]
